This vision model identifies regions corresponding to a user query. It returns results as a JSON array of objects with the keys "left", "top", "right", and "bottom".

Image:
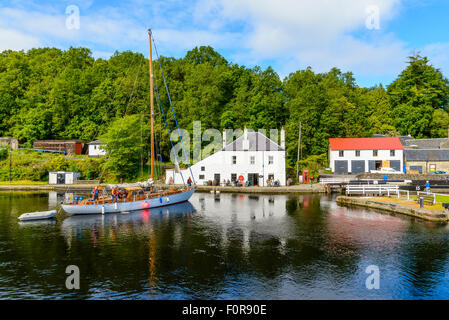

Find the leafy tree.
[
  {"left": 388, "top": 54, "right": 449, "bottom": 137},
  {"left": 100, "top": 114, "right": 149, "bottom": 181}
]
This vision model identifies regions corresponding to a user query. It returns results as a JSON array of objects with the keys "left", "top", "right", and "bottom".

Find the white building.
[
  {"left": 88, "top": 140, "right": 106, "bottom": 157},
  {"left": 49, "top": 171, "right": 81, "bottom": 184},
  {"left": 165, "top": 128, "right": 286, "bottom": 186},
  {"left": 329, "top": 137, "right": 404, "bottom": 174}
]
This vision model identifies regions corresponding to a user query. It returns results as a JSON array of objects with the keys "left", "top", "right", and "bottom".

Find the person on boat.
[
  {"left": 112, "top": 186, "right": 118, "bottom": 203},
  {"left": 187, "top": 177, "right": 192, "bottom": 186},
  {"left": 93, "top": 186, "right": 99, "bottom": 201}
]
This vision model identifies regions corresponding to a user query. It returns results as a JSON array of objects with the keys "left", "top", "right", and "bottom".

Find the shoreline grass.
[{"left": 0, "top": 180, "right": 47, "bottom": 185}]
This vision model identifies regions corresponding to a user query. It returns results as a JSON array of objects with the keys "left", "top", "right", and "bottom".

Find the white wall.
[
  {"left": 166, "top": 150, "right": 286, "bottom": 186},
  {"left": 88, "top": 144, "right": 106, "bottom": 156},
  {"left": 329, "top": 149, "right": 404, "bottom": 173},
  {"left": 49, "top": 172, "right": 80, "bottom": 184}
]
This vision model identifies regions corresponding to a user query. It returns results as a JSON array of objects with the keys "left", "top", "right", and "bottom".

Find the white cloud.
[
  {"left": 0, "top": 28, "right": 41, "bottom": 52},
  {"left": 0, "top": 6, "right": 147, "bottom": 51},
  {"left": 420, "top": 42, "right": 449, "bottom": 77},
  {"left": 197, "top": 0, "right": 407, "bottom": 78}
]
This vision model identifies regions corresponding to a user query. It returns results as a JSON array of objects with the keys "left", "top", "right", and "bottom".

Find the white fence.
[
  {"left": 345, "top": 186, "right": 449, "bottom": 205},
  {"left": 346, "top": 185, "right": 399, "bottom": 196}
]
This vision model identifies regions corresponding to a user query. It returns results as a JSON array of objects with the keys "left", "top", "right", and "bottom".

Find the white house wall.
[
  {"left": 166, "top": 150, "right": 286, "bottom": 186},
  {"left": 329, "top": 149, "right": 403, "bottom": 173},
  {"left": 88, "top": 144, "right": 106, "bottom": 156}
]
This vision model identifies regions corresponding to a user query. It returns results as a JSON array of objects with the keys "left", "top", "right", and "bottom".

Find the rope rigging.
[{"left": 151, "top": 34, "right": 196, "bottom": 185}]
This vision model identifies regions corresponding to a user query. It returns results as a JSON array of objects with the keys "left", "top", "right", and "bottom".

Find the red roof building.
[{"left": 328, "top": 137, "right": 404, "bottom": 174}]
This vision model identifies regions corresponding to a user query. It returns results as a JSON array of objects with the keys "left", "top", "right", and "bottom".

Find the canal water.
[{"left": 0, "top": 191, "right": 449, "bottom": 299}]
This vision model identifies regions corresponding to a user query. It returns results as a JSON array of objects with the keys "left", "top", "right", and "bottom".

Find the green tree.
[
  {"left": 388, "top": 54, "right": 449, "bottom": 137},
  {"left": 100, "top": 114, "right": 149, "bottom": 181}
]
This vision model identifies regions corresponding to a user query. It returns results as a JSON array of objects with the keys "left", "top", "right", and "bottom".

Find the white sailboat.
[{"left": 61, "top": 29, "right": 195, "bottom": 215}]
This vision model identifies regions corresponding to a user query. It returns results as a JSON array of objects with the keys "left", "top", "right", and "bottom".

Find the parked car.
[
  {"left": 370, "top": 167, "right": 403, "bottom": 174},
  {"left": 428, "top": 170, "right": 449, "bottom": 174}
]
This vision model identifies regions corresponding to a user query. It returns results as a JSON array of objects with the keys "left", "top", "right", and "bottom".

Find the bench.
[{"left": 416, "top": 194, "right": 435, "bottom": 205}]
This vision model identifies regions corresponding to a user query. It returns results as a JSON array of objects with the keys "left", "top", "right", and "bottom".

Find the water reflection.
[{"left": 1, "top": 191, "right": 449, "bottom": 299}]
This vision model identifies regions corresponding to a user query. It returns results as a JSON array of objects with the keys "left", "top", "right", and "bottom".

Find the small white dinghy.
[{"left": 18, "top": 210, "right": 57, "bottom": 221}]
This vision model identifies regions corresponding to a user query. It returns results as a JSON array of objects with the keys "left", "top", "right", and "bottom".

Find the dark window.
[
  {"left": 373, "top": 150, "right": 378, "bottom": 157},
  {"left": 355, "top": 150, "right": 360, "bottom": 157},
  {"left": 231, "top": 173, "right": 237, "bottom": 181},
  {"left": 339, "top": 150, "right": 344, "bottom": 157},
  {"left": 199, "top": 174, "right": 205, "bottom": 180},
  {"left": 201, "top": 166, "right": 205, "bottom": 171},
  {"left": 232, "top": 156, "right": 236, "bottom": 164},
  {"left": 390, "top": 150, "right": 395, "bottom": 156},
  {"left": 268, "top": 156, "right": 274, "bottom": 164}
]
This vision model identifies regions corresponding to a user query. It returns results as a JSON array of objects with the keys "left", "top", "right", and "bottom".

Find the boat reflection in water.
[{"left": 61, "top": 201, "right": 196, "bottom": 246}]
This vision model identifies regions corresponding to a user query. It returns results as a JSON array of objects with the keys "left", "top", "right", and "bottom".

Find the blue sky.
[{"left": 1, "top": 0, "right": 449, "bottom": 87}]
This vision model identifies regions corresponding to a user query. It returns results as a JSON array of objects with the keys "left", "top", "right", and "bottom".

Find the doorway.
[
  {"left": 375, "top": 161, "right": 382, "bottom": 170},
  {"left": 56, "top": 173, "right": 65, "bottom": 184},
  {"left": 248, "top": 173, "right": 259, "bottom": 186}
]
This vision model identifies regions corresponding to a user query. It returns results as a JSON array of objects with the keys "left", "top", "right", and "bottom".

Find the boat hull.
[
  {"left": 18, "top": 210, "right": 57, "bottom": 221},
  {"left": 62, "top": 188, "right": 195, "bottom": 215}
]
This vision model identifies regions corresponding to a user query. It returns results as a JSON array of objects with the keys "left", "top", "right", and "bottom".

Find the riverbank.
[
  {"left": 337, "top": 195, "right": 449, "bottom": 222},
  {"left": 0, "top": 182, "right": 326, "bottom": 194}
]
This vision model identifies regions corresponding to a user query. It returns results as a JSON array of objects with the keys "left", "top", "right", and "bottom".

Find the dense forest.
[{"left": 1, "top": 46, "right": 449, "bottom": 180}]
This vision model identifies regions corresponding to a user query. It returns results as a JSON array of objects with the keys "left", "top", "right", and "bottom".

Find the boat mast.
[{"left": 148, "top": 29, "right": 155, "bottom": 181}]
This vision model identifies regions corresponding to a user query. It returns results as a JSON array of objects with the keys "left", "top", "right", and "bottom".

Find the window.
[
  {"left": 199, "top": 174, "right": 205, "bottom": 180},
  {"left": 250, "top": 156, "right": 255, "bottom": 165},
  {"left": 355, "top": 150, "right": 360, "bottom": 157},
  {"left": 390, "top": 150, "right": 395, "bottom": 157},
  {"left": 373, "top": 150, "right": 378, "bottom": 157},
  {"left": 231, "top": 173, "right": 237, "bottom": 181},
  {"left": 232, "top": 156, "right": 236, "bottom": 164},
  {"left": 268, "top": 156, "right": 274, "bottom": 165},
  {"left": 339, "top": 150, "right": 344, "bottom": 157},
  {"left": 201, "top": 166, "right": 205, "bottom": 171}
]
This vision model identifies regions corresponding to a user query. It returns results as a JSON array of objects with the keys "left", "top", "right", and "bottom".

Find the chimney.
[
  {"left": 280, "top": 126, "right": 285, "bottom": 149},
  {"left": 243, "top": 126, "right": 249, "bottom": 151},
  {"left": 223, "top": 129, "right": 227, "bottom": 148}
]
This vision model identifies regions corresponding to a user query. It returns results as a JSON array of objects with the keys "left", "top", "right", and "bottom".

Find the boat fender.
[
  {"left": 166, "top": 197, "right": 170, "bottom": 202},
  {"left": 101, "top": 205, "right": 105, "bottom": 215},
  {"left": 159, "top": 198, "right": 162, "bottom": 203},
  {"left": 114, "top": 202, "right": 118, "bottom": 210}
]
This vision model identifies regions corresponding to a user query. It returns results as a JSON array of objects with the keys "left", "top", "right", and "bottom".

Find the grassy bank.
[
  {"left": 0, "top": 150, "right": 104, "bottom": 182},
  {"left": 0, "top": 149, "right": 170, "bottom": 184},
  {"left": 0, "top": 180, "right": 47, "bottom": 185}
]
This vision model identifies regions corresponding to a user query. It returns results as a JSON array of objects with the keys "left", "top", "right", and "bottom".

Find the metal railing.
[
  {"left": 346, "top": 184, "right": 399, "bottom": 196},
  {"left": 346, "top": 186, "right": 449, "bottom": 206}
]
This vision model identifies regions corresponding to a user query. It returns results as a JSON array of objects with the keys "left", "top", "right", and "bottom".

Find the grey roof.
[
  {"left": 403, "top": 138, "right": 448, "bottom": 149},
  {"left": 88, "top": 140, "right": 102, "bottom": 145},
  {"left": 404, "top": 149, "right": 449, "bottom": 161},
  {"left": 398, "top": 136, "right": 413, "bottom": 146},
  {"left": 223, "top": 131, "right": 284, "bottom": 151}
]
